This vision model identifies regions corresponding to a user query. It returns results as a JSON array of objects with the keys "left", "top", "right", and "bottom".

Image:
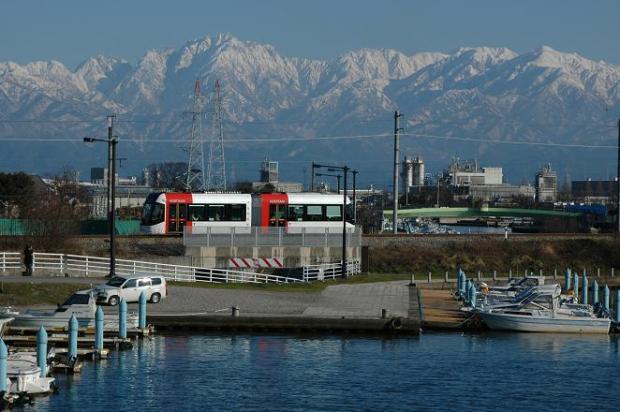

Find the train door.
[
  {"left": 167, "top": 203, "right": 188, "bottom": 234},
  {"left": 268, "top": 204, "right": 286, "bottom": 227},
  {"left": 259, "top": 193, "right": 288, "bottom": 230}
]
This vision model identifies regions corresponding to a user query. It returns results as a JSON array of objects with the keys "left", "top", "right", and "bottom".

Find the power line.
[{"left": 0, "top": 131, "right": 618, "bottom": 149}]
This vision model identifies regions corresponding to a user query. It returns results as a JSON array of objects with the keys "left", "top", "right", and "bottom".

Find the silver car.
[{"left": 94, "top": 274, "right": 168, "bottom": 306}]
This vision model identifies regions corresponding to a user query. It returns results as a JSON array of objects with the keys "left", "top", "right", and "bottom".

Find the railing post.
[
  {"left": 278, "top": 227, "right": 282, "bottom": 247},
  {"left": 553, "top": 268, "right": 557, "bottom": 280},
  {"left": 427, "top": 271, "right": 432, "bottom": 284},
  {"left": 493, "top": 270, "right": 497, "bottom": 281},
  {"left": 477, "top": 270, "right": 481, "bottom": 281},
  {"left": 445, "top": 271, "right": 449, "bottom": 282},
  {"left": 85, "top": 256, "right": 89, "bottom": 277},
  {"left": 1, "top": 252, "right": 5, "bottom": 272}
]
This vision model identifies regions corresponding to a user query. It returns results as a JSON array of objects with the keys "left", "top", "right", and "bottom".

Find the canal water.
[{"left": 29, "top": 333, "right": 620, "bottom": 411}]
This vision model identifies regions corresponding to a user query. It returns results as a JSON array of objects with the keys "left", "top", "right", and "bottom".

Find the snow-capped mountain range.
[{"left": 1, "top": 33, "right": 618, "bottom": 183}]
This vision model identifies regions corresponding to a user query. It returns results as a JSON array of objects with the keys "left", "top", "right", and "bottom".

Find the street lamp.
[
  {"left": 315, "top": 173, "right": 341, "bottom": 193},
  {"left": 84, "top": 115, "right": 118, "bottom": 277}
]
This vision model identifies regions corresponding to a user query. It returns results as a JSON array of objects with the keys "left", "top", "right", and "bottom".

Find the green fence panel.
[{"left": 0, "top": 218, "right": 26, "bottom": 235}]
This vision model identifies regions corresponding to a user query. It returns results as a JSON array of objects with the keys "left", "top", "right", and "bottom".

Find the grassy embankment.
[
  {"left": 0, "top": 282, "right": 86, "bottom": 306},
  {"left": 368, "top": 238, "right": 620, "bottom": 275}
]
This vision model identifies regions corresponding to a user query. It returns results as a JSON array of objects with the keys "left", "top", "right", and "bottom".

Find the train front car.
[{"left": 140, "top": 192, "right": 167, "bottom": 234}]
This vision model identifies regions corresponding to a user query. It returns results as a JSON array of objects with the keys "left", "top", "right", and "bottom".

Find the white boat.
[
  {"left": 479, "top": 287, "right": 611, "bottom": 334},
  {"left": 7, "top": 352, "right": 55, "bottom": 395},
  {"left": 0, "top": 291, "right": 138, "bottom": 331}
]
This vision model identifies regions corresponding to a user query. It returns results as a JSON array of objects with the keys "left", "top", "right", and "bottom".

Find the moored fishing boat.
[
  {"left": 479, "top": 287, "right": 611, "bottom": 334},
  {"left": 0, "top": 291, "right": 138, "bottom": 330}
]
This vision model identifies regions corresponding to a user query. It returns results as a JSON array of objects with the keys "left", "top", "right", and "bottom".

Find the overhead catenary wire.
[{"left": 0, "top": 131, "right": 617, "bottom": 149}]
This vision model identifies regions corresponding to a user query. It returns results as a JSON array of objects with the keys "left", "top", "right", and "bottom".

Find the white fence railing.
[
  {"left": 1, "top": 252, "right": 21, "bottom": 272},
  {"left": 184, "top": 226, "right": 362, "bottom": 248},
  {"left": 302, "top": 260, "right": 361, "bottom": 281},
  {"left": 32, "top": 253, "right": 304, "bottom": 284},
  {"left": 1, "top": 251, "right": 363, "bottom": 284}
]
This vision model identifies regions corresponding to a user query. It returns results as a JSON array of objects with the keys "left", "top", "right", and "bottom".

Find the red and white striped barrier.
[{"left": 228, "top": 257, "right": 284, "bottom": 269}]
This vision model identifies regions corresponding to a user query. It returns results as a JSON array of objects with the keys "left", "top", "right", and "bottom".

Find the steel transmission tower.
[
  {"left": 206, "top": 80, "right": 227, "bottom": 191},
  {"left": 186, "top": 79, "right": 207, "bottom": 191}
]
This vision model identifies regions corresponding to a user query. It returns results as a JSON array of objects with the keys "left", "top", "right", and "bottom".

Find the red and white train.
[{"left": 140, "top": 192, "right": 353, "bottom": 234}]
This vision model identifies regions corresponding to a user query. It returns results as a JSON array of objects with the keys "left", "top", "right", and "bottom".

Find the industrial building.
[
  {"left": 252, "top": 159, "right": 303, "bottom": 193},
  {"left": 448, "top": 159, "right": 503, "bottom": 187},
  {"left": 535, "top": 164, "right": 558, "bottom": 203},
  {"left": 87, "top": 167, "right": 151, "bottom": 218},
  {"left": 571, "top": 179, "right": 617, "bottom": 204}
]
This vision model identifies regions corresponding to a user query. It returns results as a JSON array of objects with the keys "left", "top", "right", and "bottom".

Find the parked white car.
[{"left": 93, "top": 274, "right": 168, "bottom": 306}]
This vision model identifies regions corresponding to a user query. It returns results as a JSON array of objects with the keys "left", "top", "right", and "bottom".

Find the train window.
[
  {"left": 207, "top": 205, "right": 226, "bottom": 221},
  {"left": 305, "top": 205, "right": 323, "bottom": 222},
  {"left": 229, "top": 204, "right": 246, "bottom": 221},
  {"left": 151, "top": 204, "right": 164, "bottom": 224},
  {"left": 189, "top": 205, "right": 206, "bottom": 221},
  {"left": 325, "top": 205, "right": 342, "bottom": 221},
  {"left": 287, "top": 205, "right": 304, "bottom": 222},
  {"left": 178, "top": 204, "right": 187, "bottom": 220}
]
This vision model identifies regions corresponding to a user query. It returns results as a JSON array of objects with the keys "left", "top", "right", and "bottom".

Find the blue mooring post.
[
  {"left": 604, "top": 285, "right": 610, "bottom": 311},
  {"left": 565, "top": 268, "right": 571, "bottom": 291},
  {"left": 592, "top": 280, "right": 599, "bottom": 305},
  {"left": 465, "top": 279, "right": 472, "bottom": 303},
  {"left": 582, "top": 274, "right": 588, "bottom": 305},
  {"left": 95, "top": 306, "right": 104, "bottom": 353},
  {"left": 139, "top": 292, "right": 147, "bottom": 330},
  {"left": 574, "top": 273, "right": 579, "bottom": 301},
  {"left": 119, "top": 299, "right": 127, "bottom": 339},
  {"left": 37, "top": 326, "right": 48, "bottom": 377},
  {"left": 68, "top": 314, "right": 78, "bottom": 360},
  {"left": 616, "top": 289, "right": 620, "bottom": 323},
  {"left": 469, "top": 284, "right": 476, "bottom": 308},
  {"left": 0, "top": 339, "right": 6, "bottom": 393},
  {"left": 460, "top": 272, "right": 466, "bottom": 298}
]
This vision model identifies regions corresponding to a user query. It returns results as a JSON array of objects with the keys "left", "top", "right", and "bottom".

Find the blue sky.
[{"left": 1, "top": 0, "right": 618, "bottom": 67}]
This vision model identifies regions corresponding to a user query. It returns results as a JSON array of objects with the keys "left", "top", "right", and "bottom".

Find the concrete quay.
[{"left": 146, "top": 281, "right": 420, "bottom": 335}]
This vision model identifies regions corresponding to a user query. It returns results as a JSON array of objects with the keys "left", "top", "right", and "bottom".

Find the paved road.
[{"left": 1, "top": 275, "right": 414, "bottom": 320}]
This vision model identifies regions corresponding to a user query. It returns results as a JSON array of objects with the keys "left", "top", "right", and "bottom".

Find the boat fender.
[{"left": 390, "top": 317, "right": 403, "bottom": 330}]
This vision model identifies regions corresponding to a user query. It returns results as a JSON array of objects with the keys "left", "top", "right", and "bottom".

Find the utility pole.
[
  {"left": 352, "top": 170, "right": 358, "bottom": 225},
  {"left": 106, "top": 115, "right": 114, "bottom": 235},
  {"left": 342, "top": 166, "right": 349, "bottom": 279},
  {"left": 617, "top": 118, "right": 620, "bottom": 233},
  {"left": 392, "top": 111, "right": 402, "bottom": 234},
  {"left": 311, "top": 162, "right": 316, "bottom": 192},
  {"left": 110, "top": 135, "right": 117, "bottom": 278}
]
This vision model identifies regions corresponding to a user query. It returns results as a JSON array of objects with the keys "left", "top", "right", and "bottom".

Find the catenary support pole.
[{"left": 392, "top": 110, "right": 402, "bottom": 234}]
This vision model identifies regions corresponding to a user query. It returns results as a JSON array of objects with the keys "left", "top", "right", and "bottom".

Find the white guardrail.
[
  {"left": 0, "top": 252, "right": 21, "bottom": 272},
  {"left": 1, "top": 252, "right": 361, "bottom": 284},
  {"left": 302, "top": 261, "right": 362, "bottom": 281}
]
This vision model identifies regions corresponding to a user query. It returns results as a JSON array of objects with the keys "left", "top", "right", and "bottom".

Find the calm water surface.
[{"left": 27, "top": 333, "right": 620, "bottom": 411}]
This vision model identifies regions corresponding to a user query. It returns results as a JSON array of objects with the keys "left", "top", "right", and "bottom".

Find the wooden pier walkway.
[{"left": 417, "top": 288, "right": 472, "bottom": 330}]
